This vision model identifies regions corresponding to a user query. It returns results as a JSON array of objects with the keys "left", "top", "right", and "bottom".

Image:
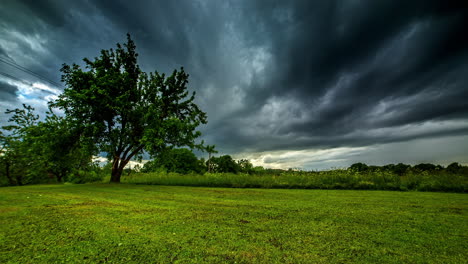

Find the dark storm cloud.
[
  {"left": 0, "top": 47, "right": 13, "bottom": 62},
  {"left": 208, "top": 0, "right": 468, "bottom": 152},
  {"left": 0, "top": 82, "right": 18, "bottom": 102},
  {"left": 0, "top": 0, "right": 467, "bottom": 160},
  {"left": 243, "top": 0, "right": 468, "bottom": 95}
]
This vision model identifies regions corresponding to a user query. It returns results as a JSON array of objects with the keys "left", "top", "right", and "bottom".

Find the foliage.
[
  {"left": 413, "top": 163, "right": 443, "bottom": 171},
  {"left": 349, "top": 162, "right": 369, "bottom": 172},
  {"left": 204, "top": 144, "right": 218, "bottom": 173},
  {"left": 51, "top": 34, "right": 207, "bottom": 182},
  {"left": 0, "top": 104, "right": 40, "bottom": 185},
  {"left": 1, "top": 184, "right": 466, "bottom": 263},
  {"left": 209, "top": 155, "right": 240, "bottom": 173},
  {"left": 382, "top": 163, "right": 411, "bottom": 175},
  {"left": 121, "top": 167, "right": 468, "bottom": 192},
  {"left": 141, "top": 148, "right": 206, "bottom": 174},
  {"left": 0, "top": 105, "right": 97, "bottom": 185},
  {"left": 67, "top": 165, "right": 107, "bottom": 184},
  {"left": 446, "top": 162, "right": 463, "bottom": 174},
  {"left": 33, "top": 111, "right": 97, "bottom": 182},
  {"left": 123, "top": 160, "right": 467, "bottom": 192},
  {"left": 237, "top": 159, "right": 254, "bottom": 174}
]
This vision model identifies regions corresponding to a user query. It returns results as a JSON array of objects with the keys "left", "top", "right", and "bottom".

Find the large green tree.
[{"left": 52, "top": 34, "right": 207, "bottom": 182}]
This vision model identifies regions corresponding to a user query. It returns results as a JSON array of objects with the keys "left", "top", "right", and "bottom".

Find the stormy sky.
[{"left": 1, "top": 0, "right": 468, "bottom": 169}]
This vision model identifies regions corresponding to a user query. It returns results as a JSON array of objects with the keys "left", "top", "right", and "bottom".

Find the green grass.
[{"left": 0, "top": 184, "right": 467, "bottom": 263}]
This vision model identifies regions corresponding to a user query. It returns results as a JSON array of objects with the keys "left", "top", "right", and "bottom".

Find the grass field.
[{"left": 0, "top": 184, "right": 467, "bottom": 263}]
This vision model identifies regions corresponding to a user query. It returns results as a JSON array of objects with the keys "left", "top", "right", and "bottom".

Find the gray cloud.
[
  {"left": 0, "top": 0, "right": 467, "bottom": 168},
  {"left": 0, "top": 81, "right": 18, "bottom": 102},
  {"left": 205, "top": 0, "right": 468, "bottom": 153}
]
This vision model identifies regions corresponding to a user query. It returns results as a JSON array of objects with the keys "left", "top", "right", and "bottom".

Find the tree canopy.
[
  {"left": 209, "top": 155, "right": 240, "bottom": 173},
  {"left": 1, "top": 105, "right": 96, "bottom": 185},
  {"left": 51, "top": 34, "right": 207, "bottom": 182},
  {"left": 142, "top": 148, "right": 205, "bottom": 174}
]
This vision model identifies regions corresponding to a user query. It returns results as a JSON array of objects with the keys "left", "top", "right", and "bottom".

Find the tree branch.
[
  {"left": 116, "top": 115, "right": 127, "bottom": 154},
  {"left": 125, "top": 144, "right": 145, "bottom": 163},
  {"left": 121, "top": 144, "right": 133, "bottom": 161}
]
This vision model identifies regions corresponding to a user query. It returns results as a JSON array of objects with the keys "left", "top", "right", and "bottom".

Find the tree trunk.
[
  {"left": 15, "top": 174, "right": 23, "bottom": 186},
  {"left": 110, "top": 155, "right": 122, "bottom": 183},
  {"left": 110, "top": 166, "right": 122, "bottom": 183},
  {"left": 5, "top": 161, "right": 15, "bottom": 186},
  {"left": 60, "top": 168, "right": 69, "bottom": 183},
  {"left": 208, "top": 153, "right": 211, "bottom": 173},
  {"left": 57, "top": 173, "right": 63, "bottom": 183},
  {"left": 110, "top": 144, "right": 142, "bottom": 183},
  {"left": 110, "top": 156, "right": 130, "bottom": 183}
]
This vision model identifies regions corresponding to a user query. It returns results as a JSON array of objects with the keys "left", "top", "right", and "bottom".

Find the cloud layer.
[{"left": 1, "top": 0, "right": 467, "bottom": 168}]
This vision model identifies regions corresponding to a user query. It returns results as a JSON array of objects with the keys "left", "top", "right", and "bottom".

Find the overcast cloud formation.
[{"left": 1, "top": 0, "right": 467, "bottom": 169}]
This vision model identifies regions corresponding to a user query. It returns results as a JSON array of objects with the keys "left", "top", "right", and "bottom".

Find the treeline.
[
  {"left": 347, "top": 162, "right": 468, "bottom": 175},
  {"left": 141, "top": 148, "right": 259, "bottom": 174},
  {"left": 124, "top": 149, "right": 467, "bottom": 192},
  {"left": 127, "top": 160, "right": 468, "bottom": 192},
  {"left": 141, "top": 148, "right": 295, "bottom": 175},
  {"left": 141, "top": 148, "right": 468, "bottom": 176}
]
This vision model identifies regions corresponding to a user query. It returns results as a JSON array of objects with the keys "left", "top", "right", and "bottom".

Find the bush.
[{"left": 67, "top": 169, "right": 105, "bottom": 184}]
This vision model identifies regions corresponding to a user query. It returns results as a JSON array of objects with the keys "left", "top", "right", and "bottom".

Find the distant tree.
[
  {"left": 142, "top": 148, "right": 205, "bottom": 174},
  {"left": 205, "top": 145, "right": 218, "bottom": 173},
  {"left": 349, "top": 163, "right": 369, "bottom": 172},
  {"left": 383, "top": 163, "right": 411, "bottom": 175},
  {"left": 264, "top": 168, "right": 284, "bottom": 176},
  {"left": 51, "top": 34, "right": 207, "bottom": 183},
  {"left": 394, "top": 163, "right": 411, "bottom": 175},
  {"left": 237, "top": 159, "right": 254, "bottom": 174},
  {"left": 446, "top": 162, "right": 461, "bottom": 174},
  {"left": 413, "top": 163, "right": 439, "bottom": 172},
  {"left": 210, "top": 155, "right": 240, "bottom": 173},
  {"left": 252, "top": 166, "right": 266, "bottom": 175}
]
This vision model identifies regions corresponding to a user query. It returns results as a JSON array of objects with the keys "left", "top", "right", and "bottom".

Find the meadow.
[
  {"left": 119, "top": 169, "right": 467, "bottom": 192},
  {"left": 1, "top": 184, "right": 466, "bottom": 263}
]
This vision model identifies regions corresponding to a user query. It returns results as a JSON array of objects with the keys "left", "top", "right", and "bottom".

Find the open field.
[{"left": 0, "top": 184, "right": 467, "bottom": 263}]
